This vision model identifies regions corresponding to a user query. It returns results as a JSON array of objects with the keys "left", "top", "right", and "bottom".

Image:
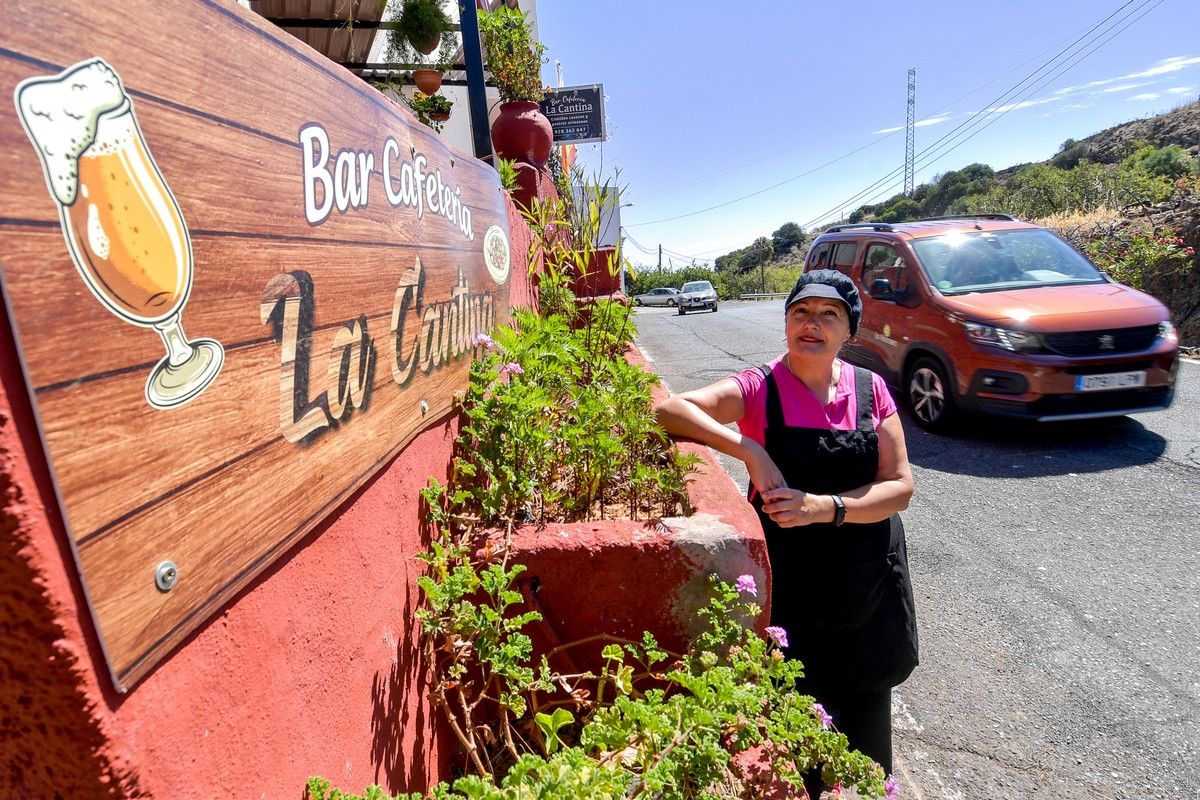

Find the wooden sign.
[{"left": 0, "top": 0, "right": 516, "bottom": 690}]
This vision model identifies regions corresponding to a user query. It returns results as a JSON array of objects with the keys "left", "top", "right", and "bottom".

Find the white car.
[
  {"left": 678, "top": 280, "right": 718, "bottom": 314},
  {"left": 633, "top": 287, "right": 681, "bottom": 307}
]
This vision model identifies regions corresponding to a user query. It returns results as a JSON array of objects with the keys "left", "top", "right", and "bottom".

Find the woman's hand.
[
  {"left": 759, "top": 487, "right": 832, "bottom": 528},
  {"left": 746, "top": 444, "right": 786, "bottom": 494}
]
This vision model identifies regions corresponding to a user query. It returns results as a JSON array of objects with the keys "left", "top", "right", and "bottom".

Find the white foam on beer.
[{"left": 15, "top": 58, "right": 126, "bottom": 206}]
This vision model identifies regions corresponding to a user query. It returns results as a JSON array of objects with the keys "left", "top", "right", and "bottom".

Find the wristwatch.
[{"left": 830, "top": 494, "right": 846, "bottom": 527}]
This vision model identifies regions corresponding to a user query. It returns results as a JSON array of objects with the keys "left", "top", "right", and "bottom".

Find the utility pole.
[
  {"left": 905, "top": 68, "right": 916, "bottom": 197},
  {"left": 658, "top": 244, "right": 662, "bottom": 270}
]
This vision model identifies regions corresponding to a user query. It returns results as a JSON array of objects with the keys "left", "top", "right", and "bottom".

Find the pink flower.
[
  {"left": 813, "top": 702, "right": 832, "bottom": 729},
  {"left": 498, "top": 362, "right": 524, "bottom": 378},
  {"left": 734, "top": 574, "right": 757, "bottom": 596},
  {"left": 885, "top": 775, "right": 899, "bottom": 798},
  {"left": 472, "top": 333, "right": 496, "bottom": 350},
  {"left": 828, "top": 784, "right": 844, "bottom": 797},
  {"left": 765, "top": 626, "right": 789, "bottom": 649}
]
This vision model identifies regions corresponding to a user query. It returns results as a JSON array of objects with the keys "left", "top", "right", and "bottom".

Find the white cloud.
[
  {"left": 1129, "top": 55, "right": 1200, "bottom": 79},
  {"left": 985, "top": 96, "right": 1058, "bottom": 113},
  {"left": 916, "top": 113, "right": 953, "bottom": 128},
  {"left": 1127, "top": 92, "right": 1162, "bottom": 101},
  {"left": 1101, "top": 82, "right": 1152, "bottom": 93},
  {"left": 1052, "top": 55, "right": 1200, "bottom": 98},
  {"left": 1166, "top": 86, "right": 1195, "bottom": 95},
  {"left": 873, "top": 113, "right": 951, "bottom": 135}
]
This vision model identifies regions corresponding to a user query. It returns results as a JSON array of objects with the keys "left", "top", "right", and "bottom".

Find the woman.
[{"left": 654, "top": 269, "right": 918, "bottom": 792}]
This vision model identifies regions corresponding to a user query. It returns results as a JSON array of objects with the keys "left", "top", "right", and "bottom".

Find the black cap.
[{"left": 785, "top": 269, "right": 862, "bottom": 335}]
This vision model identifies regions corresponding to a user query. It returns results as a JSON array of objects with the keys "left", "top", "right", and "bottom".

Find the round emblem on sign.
[{"left": 483, "top": 225, "right": 511, "bottom": 285}]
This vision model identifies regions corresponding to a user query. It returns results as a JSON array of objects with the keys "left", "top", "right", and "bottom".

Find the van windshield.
[{"left": 909, "top": 229, "right": 1107, "bottom": 295}]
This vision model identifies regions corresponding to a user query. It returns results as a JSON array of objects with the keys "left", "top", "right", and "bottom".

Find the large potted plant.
[{"left": 478, "top": 6, "right": 552, "bottom": 166}]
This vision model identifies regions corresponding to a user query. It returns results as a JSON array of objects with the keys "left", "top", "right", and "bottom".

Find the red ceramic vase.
[{"left": 490, "top": 100, "right": 553, "bottom": 167}]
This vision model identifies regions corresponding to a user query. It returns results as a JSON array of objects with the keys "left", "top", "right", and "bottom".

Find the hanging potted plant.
[
  {"left": 385, "top": 13, "right": 458, "bottom": 96},
  {"left": 478, "top": 6, "right": 552, "bottom": 166},
  {"left": 391, "top": 0, "right": 453, "bottom": 55},
  {"left": 406, "top": 92, "right": 454, "bottom": 131}
]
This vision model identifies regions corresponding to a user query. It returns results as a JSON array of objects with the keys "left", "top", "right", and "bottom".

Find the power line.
[
  {"left": 627, "top": 0, "right": 1147, "bottom": 233},
  {"left": 801, "top": 0, "right": 1156, "bottom": 230},
  {"left": 624, "top": 134, "right": 896, "bottom": 228},
  {"left": 815, "top": 1, "right": 1168, "bottom": 223}
]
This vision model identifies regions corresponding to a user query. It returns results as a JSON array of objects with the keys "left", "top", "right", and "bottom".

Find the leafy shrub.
[
  {"left": 1085, "top": 226, "right": 1196, "bottom": 290},
  {"left": 449, "top": 304, "right": 696, "bottom": 525},
  {"left": 308, "top": 564, "right": 894, "bottom": 799},
  {"left": 478, "top": 6, "right": 546, "bottom": 102}
]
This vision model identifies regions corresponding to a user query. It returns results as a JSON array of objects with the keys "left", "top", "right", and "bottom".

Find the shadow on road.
[{"left": 900, "top": 407, "right": 1167, "bottom": 478}]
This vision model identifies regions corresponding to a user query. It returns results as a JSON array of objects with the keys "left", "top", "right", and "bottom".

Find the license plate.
[{"left": 1075, "top": 371, "right": 1146, "bottom": 392}]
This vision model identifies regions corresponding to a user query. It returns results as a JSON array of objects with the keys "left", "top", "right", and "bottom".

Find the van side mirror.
[{"left": 870, "top": 278, "right": 898, "bottom": 300}]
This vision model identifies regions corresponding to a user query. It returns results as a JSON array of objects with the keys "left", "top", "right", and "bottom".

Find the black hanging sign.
[{"left": 539, "top": 84, "right": 606, "bottom": 145}]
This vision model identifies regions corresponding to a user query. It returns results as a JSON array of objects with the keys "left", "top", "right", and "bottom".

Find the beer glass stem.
[{"left": 154, "top": 315, "right": 195, "bottom": 367}]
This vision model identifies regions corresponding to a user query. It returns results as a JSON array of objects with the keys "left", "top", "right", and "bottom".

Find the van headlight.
[
  {"left": 963, "top": 321, "right": 1043, "bottom": 352},
  {"left": 1158, "top": 320, "right": 1178, "bottom": 343}
]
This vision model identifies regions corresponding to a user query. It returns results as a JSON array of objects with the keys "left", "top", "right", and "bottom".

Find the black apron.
[{"left": 751, "top": 364, "right": 918, "bottom": 694}]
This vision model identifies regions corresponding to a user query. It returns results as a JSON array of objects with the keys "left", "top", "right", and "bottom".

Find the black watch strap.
[{"left": 830, "top": 494, "right": 846, "bottom": 526}]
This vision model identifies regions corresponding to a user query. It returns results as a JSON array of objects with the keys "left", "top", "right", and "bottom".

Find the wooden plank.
[{"left": 0, "top": 0, "right": 520, "bottom": 689}]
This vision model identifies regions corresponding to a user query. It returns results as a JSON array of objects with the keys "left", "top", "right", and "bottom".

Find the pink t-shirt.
[{"left": 730, "top": 357, "right": 897, "bottom": 447}]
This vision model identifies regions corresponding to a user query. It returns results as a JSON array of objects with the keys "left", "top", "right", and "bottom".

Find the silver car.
[
  {"left": 633, "top": 287, "right": 681, "bottom": 307},
  {"left": 678, "top": 280, "right": 718, "bottom": 314}
]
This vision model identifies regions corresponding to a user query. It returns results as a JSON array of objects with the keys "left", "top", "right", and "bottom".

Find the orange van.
[{"left": 804, "top": 215, "right": 1180, "bottom": 430}]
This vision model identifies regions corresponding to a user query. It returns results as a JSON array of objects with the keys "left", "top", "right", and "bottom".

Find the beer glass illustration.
[{"left": 15, "top": 58, "right": 223, "bottom": 409}]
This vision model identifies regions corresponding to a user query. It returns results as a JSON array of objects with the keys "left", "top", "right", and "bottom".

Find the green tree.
[
  {"left": 771, "top": 222, "right": 806, "bottom": 256},
  {"left": 876, "top": 197, "right": 920, "bottom": 223},
  {"left": 923, "top": 163, "right": 996, "bottom": 216}
]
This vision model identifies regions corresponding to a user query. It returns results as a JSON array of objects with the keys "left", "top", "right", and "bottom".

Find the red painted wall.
[{"left": 1, "top": 290, "right": 458, "bottom": 797}]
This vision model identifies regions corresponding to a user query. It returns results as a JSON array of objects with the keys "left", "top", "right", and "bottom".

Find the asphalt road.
[{"left": 633, "top": 300, "right": 1200, "bottom": 800}]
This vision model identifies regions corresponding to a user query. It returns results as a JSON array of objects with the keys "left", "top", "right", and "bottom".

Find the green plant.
[
  {"left": 390, "top": 0, "right": 453, "bottom": 54},
  {"left": 478, "top": 6, "right": 547, "bottom": 102},
  {"left": 495, "top": 157, "right": 519, "bottom": 193},
  {"left": 448, "top": 304, "right": 696, "bottom": 525},
  {"left": 1085, "top": 225, "right": 1196, "bottom": 290},
  {"left": 387, "top": 21, "right": 459, "bottom": 71},
  {"left": 308, "top": 568, "right": 894, "bottom": 799},
  {"left": 405, "top": 91, "right": 454, "bottom": 131}
]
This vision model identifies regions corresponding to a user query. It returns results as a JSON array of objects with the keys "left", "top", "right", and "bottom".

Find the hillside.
[{"left": 1051, "top": 99, "right": 1200, "bottom": 168}]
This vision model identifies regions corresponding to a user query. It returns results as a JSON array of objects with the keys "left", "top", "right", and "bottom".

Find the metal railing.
[{"left": 738, "top": 292, "right": 789, "bottom": 301}]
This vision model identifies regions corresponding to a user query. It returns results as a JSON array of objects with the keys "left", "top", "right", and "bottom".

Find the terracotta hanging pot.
[
  {"left": 490, "top": 100, "right": 553, "bottom": 166},
  {"left": 409, "top": 32, "right": 440, "bottom": 55},
  {"left": 412, "top": 68, "right": 443, "bottom": 95},
  {"left": 430, "top": 110, "right": 451, "bottom": 123}
]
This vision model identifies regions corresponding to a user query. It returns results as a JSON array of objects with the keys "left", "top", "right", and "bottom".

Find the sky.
[{"left": 533, "top": 0, "right": 1200, "bottom": 269}]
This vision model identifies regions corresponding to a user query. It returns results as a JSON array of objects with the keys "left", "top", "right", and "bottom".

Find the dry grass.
[{"left": 1035, "top": 207, "right": 1124, "bottom": 232}]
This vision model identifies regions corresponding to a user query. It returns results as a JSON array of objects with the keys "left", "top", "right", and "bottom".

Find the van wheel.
[
  {"left": 906, "top": 357, "right": 956, "bottom": 431},
  {"left": 678, "top": 306, "right": 686, "bottom": 315}
]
